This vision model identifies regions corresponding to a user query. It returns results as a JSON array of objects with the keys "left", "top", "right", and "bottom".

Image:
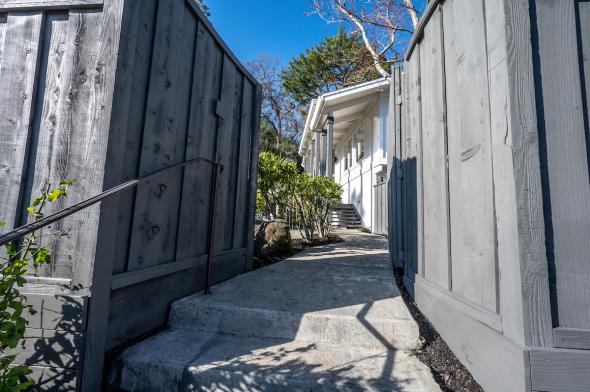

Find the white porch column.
[
  {"left": 327, "top": 114, "right": 334, "bottom": 178},
  {"left": 309, "top": 140, "right": 315, "bottom": 176},
  {"left": 315, "top": 132, "right": 321, "bottom": 177},
  {"left": 320, "top": 132, "right": 327, "bottom": 176}
]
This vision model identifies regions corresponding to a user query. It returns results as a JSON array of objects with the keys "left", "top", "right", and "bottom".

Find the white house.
[{"left": 299, "top": 78, "right": 390, "bottom": 234}]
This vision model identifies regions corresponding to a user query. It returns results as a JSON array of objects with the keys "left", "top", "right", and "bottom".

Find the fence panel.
[
  {"left": 0, "top": 0, "right": 261, "bottom": 388},
  {"left": 373, "top": 181, "right": 388, "bottom": 235}
]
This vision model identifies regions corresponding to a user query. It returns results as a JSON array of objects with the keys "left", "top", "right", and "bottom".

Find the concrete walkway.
[{"left": 117, "top": 230, "right": 440, "bottom": 391}]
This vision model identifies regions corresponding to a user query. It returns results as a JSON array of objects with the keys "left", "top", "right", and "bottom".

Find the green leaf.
[
  {"left": 31, "top": 195, "right": 44, "bottom": 206},
  {"left": 33, "top": 248, "right": 51, "bottom": 265},
  {"left": 47, "top": 189, "right": 63, "bottom": 202},
  {"left": 0, "top": 221, "right": 5, "bottom": 228},
  {"left": 59, "top": 179, "right": 76, "bottom": 186},
  {"left": 5, "top": 243, "right": 16, "bottom": 257}
]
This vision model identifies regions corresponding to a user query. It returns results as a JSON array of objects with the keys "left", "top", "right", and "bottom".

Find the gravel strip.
[{"left": 394, "top": 268, "right": 484, "bottom": 392}]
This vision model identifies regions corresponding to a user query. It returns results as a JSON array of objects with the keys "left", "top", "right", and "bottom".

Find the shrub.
[
  {"left": 0, "top": 180, "right": 75, "bottom": 390},
  {"left": 256, "top": 151, "right": 299, "bottom": 218},
  {"left": 290, "top": 174, "right": 342, "bottom": 242},
  {"left": 256, "top": 151, "right": 342, "bottom": 242}
]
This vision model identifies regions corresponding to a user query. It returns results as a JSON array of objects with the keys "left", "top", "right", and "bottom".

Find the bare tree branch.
[{"left": 309, "top": 0, "right": 424, "bottom": 77}]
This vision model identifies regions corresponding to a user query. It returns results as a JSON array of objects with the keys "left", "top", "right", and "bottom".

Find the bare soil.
[{"left": 394, "top": 268, "right": 484, "bottom": 392}]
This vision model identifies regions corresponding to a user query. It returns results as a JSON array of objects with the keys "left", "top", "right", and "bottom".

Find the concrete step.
[
  {"left": 169, "top": 300, "right": 418, "bottom": 350},
  {"left": 119, "top": 329, "right": 440, "bottom": 392},
  {"left": 168, "top": 260, "right": 419, "bottom": 350}
]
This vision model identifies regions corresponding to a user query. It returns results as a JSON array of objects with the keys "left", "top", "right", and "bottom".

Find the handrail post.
[{"left": 204, "top": 165, "right": 221, "bottom": 294}]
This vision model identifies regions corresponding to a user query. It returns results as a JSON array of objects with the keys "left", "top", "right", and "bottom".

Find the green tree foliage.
[
  {"left": 257, "top": 152, "right": 342, "bottom": 242},
  {"left": 0, "top": 180, "right": 75, "bottom": 390},
  {"left": 282, "top": 29, "right": 380, "bottom": 107},
  {"left": 257, "top": 152, "right": 300, "bottom": 218}
]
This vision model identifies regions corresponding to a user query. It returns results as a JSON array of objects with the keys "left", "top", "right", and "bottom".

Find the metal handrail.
[{"left": 0, "top": 157, "right": 224, "bottom": 294}]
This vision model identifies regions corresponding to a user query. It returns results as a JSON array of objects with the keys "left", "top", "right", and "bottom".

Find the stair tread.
[{"left": 120, "top": 329, "right": 439, "bottom": 392}]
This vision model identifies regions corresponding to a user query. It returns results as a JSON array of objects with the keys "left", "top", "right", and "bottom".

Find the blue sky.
[
  {"left": 208, "top": 1, "right": 428, "bottom": 66},
  {"left": 208, "top": 1, "right": 340, "bottom": 65}
]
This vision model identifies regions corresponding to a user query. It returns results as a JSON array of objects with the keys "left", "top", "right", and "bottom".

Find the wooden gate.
[{"left": 373, "top": 181, "right": 388, "bottom": 235}]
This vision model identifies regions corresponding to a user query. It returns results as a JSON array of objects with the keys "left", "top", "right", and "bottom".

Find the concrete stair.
[
  {"left": 331, "top": 204, "right": 363, "bottom": 229},
  {"left": 114, "top": 232, "right": 440, "bottom": 392}
]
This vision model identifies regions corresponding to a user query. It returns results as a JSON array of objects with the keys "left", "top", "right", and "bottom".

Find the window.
[
  {"left": 345, "top": 140, "right": 352, "bottom": 170},
  {"left": 355, "top": 126, "right": 365, "bottom": 161}
]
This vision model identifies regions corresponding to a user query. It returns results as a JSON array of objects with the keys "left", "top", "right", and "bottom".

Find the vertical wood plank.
[
  {"left": 443, "top": 0, "right": 498, "bottom": 311},
  {"left": 419, "top": 9, "right": 450, "bottom": 289},
  {"left": 222, "top": 72, "right": 244, "bottom": 250},
  {"left": 212, "top": 55, "right": 238, "bottom": 253},
  {"left": 0, "top": 12, "right": 43, "bottom": 234},
  {"left": 0, "top": 14, "right": 7, "bottom": 72},
  {"left": 126, "top": 0, "right": 197, "bottom": 271},
  {"left": 535, "top": 0, "right": 590, "bottom": 329},
  {"left": 176, "top": 23, "right": 223, "bottom": 260},
  {"left": 30, "top": 9, "right": 104, "bottom": 282},
  {"left": 485, "top": 0, "right": 526, "bottom": 343},
  {"left": 24, "top": 12, "right": 70, "bottom": 277},
  {"left": 105, "top": 0, "right": 159, "bottom": 274},
  {"left": 406, "top": 46, "right": 423, "bottom": 278},
  {"left": 503, "top": 0, "right": 553, "bottom": 347},
  {"left": 233, "top": 80, "right": 254, "bottom": 249},
  {"left": 245, "top": 85, "right": 262, "bottom": 271},
  {"left": 581, "top": 0, "right": 590, "bottom": 122},
  {"left": 73, "top": 0, "right": 126, "bottom": 388}
]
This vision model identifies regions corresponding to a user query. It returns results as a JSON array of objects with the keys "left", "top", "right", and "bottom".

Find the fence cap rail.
[{"left": 405, "top": 0, "right": 446, "bottom": 61}]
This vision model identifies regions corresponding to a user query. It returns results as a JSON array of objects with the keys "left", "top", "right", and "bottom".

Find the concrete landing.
[{"left": 116, "top": 231, "right": 440, "bottom": 391}]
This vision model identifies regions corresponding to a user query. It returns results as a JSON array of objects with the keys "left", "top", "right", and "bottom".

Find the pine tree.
[{"left": 282, "top": 29, "right": 381, "bottom": 107}]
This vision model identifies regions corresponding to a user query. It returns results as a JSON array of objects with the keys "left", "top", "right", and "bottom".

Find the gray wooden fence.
[
  {"left": 388, "top": 0, "right": 590, "bottom": 391},
  {"left": 373, "top": 181, "right": 388, "bottom": 235},
  {"left": 0, "top": 0, "right": 261, "bottom": 389}
]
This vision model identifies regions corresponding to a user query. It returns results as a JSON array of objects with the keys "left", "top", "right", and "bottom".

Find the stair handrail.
[{"left": 0, "top": 157, "right": 224, "bottom": 294}]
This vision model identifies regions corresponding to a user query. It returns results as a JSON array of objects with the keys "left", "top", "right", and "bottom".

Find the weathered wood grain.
[
  {"left": 503, "top": 0, "right": 553, "bottom": 347},
  {"left": 245, "top": 85, "right": 262, "bottom": 271},
  {"left": 233, "top": 80, "right": 255, "bottom": 249},
  {"left": 105, "top": 0, "right": 159, "bottom": 275},
  {"left": 553, "top": 327, "right": 590, "bottom": 350},
  {"left": 484, "top": 0, "right": 526, "bottom": 343},
  {"left": 25, "top": 12, "right": 71, "bottom": 278},
  {"left": 0, "top": 0, "right": 103, "bottom": 12},
  {"left": 418, "top": 8, "right": 450, "bottom": 290},
  {"left": 126, "top": 0, "right": 197, "bottom": 271},
  {"left": 213, "top": 55, "right": 238, "bottom": 253},
  {"left": 535, "top": 0, "right": 590, "bottom": 330},
  {"left": 0, "top": 14, "right": 7, "bottom": 71},
  {"left": 530, "top": 348, "right": 590, "bottom": 392},
  {"left": 0, "top": 11, "right": 43, "bottom": 236},
  {"left": 176, "top": 22, "right": 223, "bottom": 260},
  {"left": 6, "top": 327, "right": 83, "bottom": 369},
  {"left": 406, "top": 46, "right": 423, "bottom": 277},
  {"left": 221, "top": 72, "right": 244, "bottom": 250},
  {"left": 443, "top": 0, "right": 497, "bottom": 311},
  {"left": 22, "top": 293, "right": 87, "bottom": 332},
  {"left": 76, "top": 0, "right": 126, "bottom": 389},
  {"left": 106, "top": 249, "right": 247, "bottom": 350},
  {"left": 581, "top": 0, "right": 590, "bottom": 124},
  {"left": 414, "top": 276, "right": 529, "bottom": 392}
]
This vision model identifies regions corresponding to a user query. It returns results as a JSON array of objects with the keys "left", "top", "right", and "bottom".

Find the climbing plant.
[{"left": 0, "top": 180, "right": 75, "bottom": 391}]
